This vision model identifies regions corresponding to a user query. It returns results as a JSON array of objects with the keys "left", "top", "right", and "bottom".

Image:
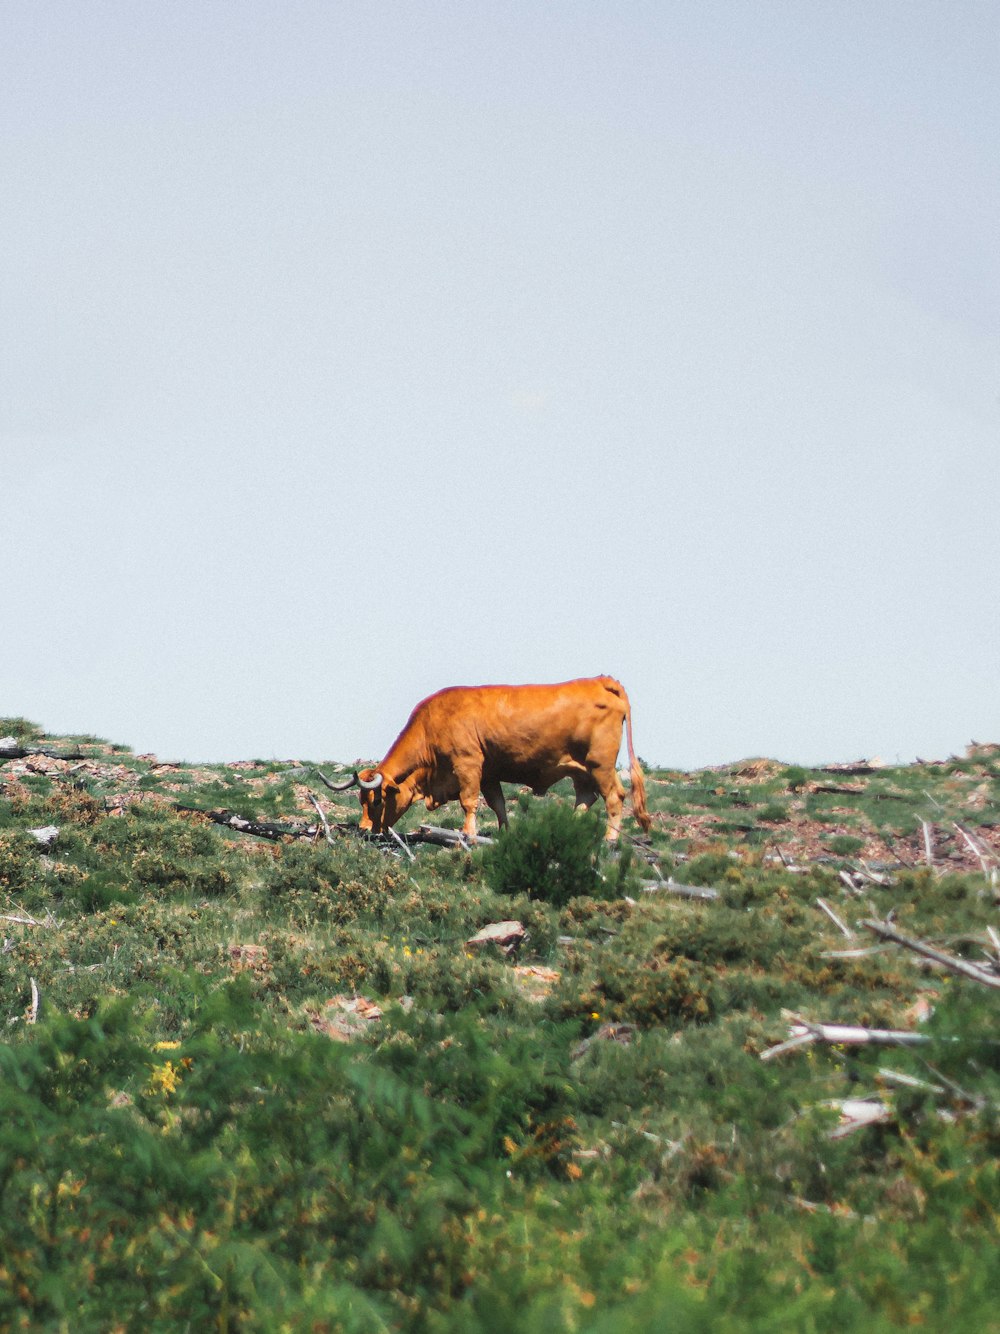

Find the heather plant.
[{"left": 483, "top": 802, "right": 605, "bottom": 907}]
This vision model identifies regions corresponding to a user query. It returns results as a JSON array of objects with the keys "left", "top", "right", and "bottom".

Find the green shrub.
[
  {"left": 76, "top": 869, "right": 137, "bottom": 911},
  {"left": 483, "top": 804, "right": 604, "bottom": 907},
  {"left": 0, "top": 717, "right": 44, "bottom": 742},
  {"left": 0, "top": 832, "right": 45, "bottom": 896},
  {"left": 756, "top": 802, "right": 789, "bottom": 823},
  {"left": 262, "top": 840, "right": 406, "bottom": 924},
  {"left": 826, "top": 834, "right": 865, "bottom": 856},
  {"left": 782, "top": 765, "right": 809, "bottom": 792}
]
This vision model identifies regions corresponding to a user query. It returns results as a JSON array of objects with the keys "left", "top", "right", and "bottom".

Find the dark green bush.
[
  {"left": 826, "top": 834, "right": 865, "bottom": 856},
  {"left": 483, "top": 804, "right": 604, "bottom": 907},
  {"left": 756, "top": 802, "right": 789, "bottom": 823},
  {"left": 0, "top": 833, "right": 45, "bottom": 896},
  {"left": 0, "top": 717, "right": 44, "bottom": 742},
  {"left": 76, "top": 869, "right": 137, "bottom": 911}
]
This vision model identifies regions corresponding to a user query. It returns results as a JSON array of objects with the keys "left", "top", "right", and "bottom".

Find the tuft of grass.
[{"left": 826, "top": 833, "right": 866, "bottom": 856}]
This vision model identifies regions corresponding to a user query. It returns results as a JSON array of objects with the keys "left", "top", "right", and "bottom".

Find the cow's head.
[
  {"left": 325, "top": 768, "right": 415, "bottom": 833},
  {"left": 355, "top": 767, "right": 410, "bottom": 833}
]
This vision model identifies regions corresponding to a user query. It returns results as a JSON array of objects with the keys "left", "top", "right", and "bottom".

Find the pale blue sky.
[{"left": 3, "top": 3, "right": 998, "bottom": 767}]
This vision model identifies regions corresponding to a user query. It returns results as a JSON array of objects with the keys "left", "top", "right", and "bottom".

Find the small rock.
[
  {"left": 466, "top": 921, "right": 526, "bottom": 956},
  {"left": 309, "top": 995, "right": 383, "bottom": 1041},
  {"left": 27, "top": 826, "right": 59, "bottom": 850}
]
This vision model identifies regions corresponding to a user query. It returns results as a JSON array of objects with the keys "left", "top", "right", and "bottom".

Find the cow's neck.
[{"left": 381, "top": 732, "right": 430, "bottom": 787}]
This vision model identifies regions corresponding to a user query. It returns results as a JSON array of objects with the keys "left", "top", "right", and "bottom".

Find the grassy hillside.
[{"left": 1, "top": 716, "right": 999, "bottom": 1331}]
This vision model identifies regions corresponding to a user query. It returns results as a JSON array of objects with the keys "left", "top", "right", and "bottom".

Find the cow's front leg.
[
  {"left": 456, "top": 768, "right": 482, "bottom": 841},
  {"left": 572, "top": 777, "right": 598, "bottom": 814}
]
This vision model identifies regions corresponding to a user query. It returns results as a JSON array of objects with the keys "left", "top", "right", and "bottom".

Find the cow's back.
[{"left": 415, "top": 677, "right": 627, "bottom": 774}]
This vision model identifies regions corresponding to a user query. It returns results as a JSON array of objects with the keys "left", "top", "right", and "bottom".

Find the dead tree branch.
[
  {"left": 176, "top": 806, "right": 321, "bottom": 842},
  {"left": 761, "top": 1013, "right": 932, "bottom": 1061},
  {"left": 921, "top": 820, "right": 935, "bottom": 868},
  {"left": 407, "top": 824, "right": 489, "bottom": 849},
  {"left": 306, "top": 794, "right": 336, "bottom": 847},
  {"left": 0, "top": 737, "right": 87, "bottom": 762},
  {"left": 0, "top": 908, "right": 60, "bottom": 928},
  {"left": 862, "top": 919, "right": 1000, "bottom": 989},
  {"left": 953, "top": 822, "right": 997, "bottom": 880},
  {"left": 640, "top": 876, "right": 719, "bottom": 902},
  {"left": 815, "top": 898, "right": 854, "bottom": 938}
]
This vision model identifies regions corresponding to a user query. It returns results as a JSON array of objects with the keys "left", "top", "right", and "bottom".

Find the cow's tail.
[{"left": 623, "top": 691, "right": 651, "bottom": 834}]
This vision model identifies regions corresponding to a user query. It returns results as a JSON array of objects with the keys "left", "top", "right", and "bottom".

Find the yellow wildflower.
[{"left": 147, "top": 1061, "right": 181, "bottom": 1096}]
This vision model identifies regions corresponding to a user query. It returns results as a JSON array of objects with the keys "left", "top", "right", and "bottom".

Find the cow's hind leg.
[
  {"left": 592, "top": 766, "right": 626, "bottom": 841},
  {"left": 481, "top": 780, "right": 508, "bottom": 833}
]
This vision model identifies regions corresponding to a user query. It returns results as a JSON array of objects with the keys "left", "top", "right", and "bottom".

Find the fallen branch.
[
  {"left": 909, "top": 1058, "right": 985, "bottom": 1109},
  {"left": 176, "top": 805, "right": 322, "bottom": 842},
  {"left": 878, "top": 832, "right": 916, "bottom": 871},
  {"left": 838, "top": 870, "right": 866, "bottom": 895},
  {"left": 306, "top": 793, "right": 336, "bottom": 847},
  {"left": 862, "top": 919, "right": 1000, "bottom": 989},
  {"left": 0, "top": 909, "right": 60, "bottom": 928},
  {"left": 851, "top": 863, "right": 894, "bottom": 888},
  {"left": 179, "top": 804, "right": 491, "bottom": 853},
  {"left": 820, "top": 945, "right": 889, "bottom": 959},
  {"left": 407, "top": 824, "right": 491, "bottom": 849},
  {"left": 877, "top": 1067, "right": 946, "bottom": 1095},
  {"left": 819, "top": 760, "right": 884, "bottom": 775},
  {"left": 0, "top": 737, "right": 87, "bottom": 762},
  {"left": 815, "top": 898, "right": 854, "bottom": 939},
  {"left": 921, "top": 821, "right": 935, "bottom": 868},
  {"left": 953, "top": 822, "right": 997, "bottom": 877},
  {"left": 387, "top": 825, "right": 416, "bottom": 862},
  {"left": 761, "top": 1013, "right": 932, "bottom": 1061},
  {"left": 824, "top": 1097, "right": 892, "bottom": 1139},
  {"left": 640, "top": 877, "right": 719, "bottom": 902}
]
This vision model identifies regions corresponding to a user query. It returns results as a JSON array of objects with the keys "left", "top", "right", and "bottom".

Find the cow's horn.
[
  {"left": 315, "top": 768, "right": 361, "bottom": 792},
  {"left": 357, "top": 771, "right": 383, "bottom": 792}
]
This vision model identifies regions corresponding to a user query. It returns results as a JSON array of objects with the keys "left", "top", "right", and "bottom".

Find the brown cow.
[{"left": 330, "top": 676, "right": 651, "bottom": 842}]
